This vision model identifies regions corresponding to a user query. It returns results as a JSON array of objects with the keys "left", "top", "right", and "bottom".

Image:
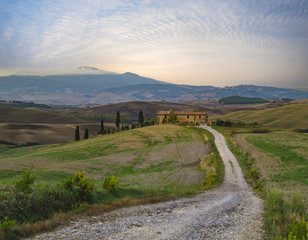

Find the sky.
[{"left": 0, "top": 0, "right": 307, "bottom": 89}]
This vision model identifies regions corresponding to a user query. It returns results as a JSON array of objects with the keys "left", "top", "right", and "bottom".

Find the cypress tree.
[
  {"left": 116, "top": 111, "right": 120, "bottom": 130},
  {"left": 75, "top": 126, "right": 80, "bottom": 141},
  {"left": 100, "top": 119, "right": 104, "bottom": 132},
  {"left": 98, "top": 119, "right": 104, "bottom": 135},
  {"left": 84, "top": 128, "right": 89, "bottom": 139},
  {"left": 138, "top": 110, "right": 144, "bottom": 126}
]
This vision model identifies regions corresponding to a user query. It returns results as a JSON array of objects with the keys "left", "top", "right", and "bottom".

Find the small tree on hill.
[
  {"left": 75, "top": 126, "right": 80, "bottom": 141},
  {"left": 116, "top": 111, "right": 120, "bottom": 130},
  {"left": 84, "top": 128, "right": 89, "bottom": 139},
  {"left": 138, "top": 110, "right": 144, "bottom": 126},
  {"left": 98, "top": 119, "right": 104, "bottom": 135}
]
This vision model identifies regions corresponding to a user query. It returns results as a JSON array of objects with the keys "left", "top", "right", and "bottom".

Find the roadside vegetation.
[
  {"left": 0, "top": 124, "right": 221, "bottom": 240},
  {"left": 213, "top": 121, "right": 307, "bottom": 240}
]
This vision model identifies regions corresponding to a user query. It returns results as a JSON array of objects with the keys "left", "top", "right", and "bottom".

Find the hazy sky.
[{"left": 0, "top": 0, "right": 307, "bottom": 88}]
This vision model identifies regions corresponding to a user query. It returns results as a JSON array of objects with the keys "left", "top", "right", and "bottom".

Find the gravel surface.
[{"left": 30, "top": 125, "right": 264, "bottom": 240}]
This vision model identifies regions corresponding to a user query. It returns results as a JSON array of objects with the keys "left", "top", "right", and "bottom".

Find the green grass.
[
  {"left": 217, "top": 103, "right": 308, "bottom": 129},
  {"left": 246, "top": 132, "right": 308, "bottom": 186},
  {"left": 0, "top": 124, "right": 208, "bottom": 189}
]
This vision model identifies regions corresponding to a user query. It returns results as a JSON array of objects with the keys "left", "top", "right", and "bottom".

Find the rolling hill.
[
  {"left": 217, "top": 103, "right": 308, "bottom": 129},
  {"left": 1, "top": 67, "right": 307, "bottom": 105}
]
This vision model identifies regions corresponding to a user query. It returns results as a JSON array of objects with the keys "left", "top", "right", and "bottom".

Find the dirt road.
[{"left": 32, "top": 125, "right": 263, "bottom": 240}]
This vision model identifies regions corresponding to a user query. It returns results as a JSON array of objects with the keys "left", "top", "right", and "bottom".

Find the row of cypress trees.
[{"left": 74, "top": 110, "right": 145, "bottom": 141}]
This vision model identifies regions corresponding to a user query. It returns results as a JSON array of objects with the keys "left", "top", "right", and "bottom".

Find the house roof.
[{"left": 157, "top": 111, "right": 206, "bottom": 115}]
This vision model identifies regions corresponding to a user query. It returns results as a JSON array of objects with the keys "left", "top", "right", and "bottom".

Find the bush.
[
  {"left": 0, "top": 216, "right": 16, "bottom": 240},
  {"left": 62, "top": 170, "right": 95, "bottom": 204},
  {"left": 102, "top": 176, "right": 119, "bottom": 193},
  {"left": 15, "top": 169, "right": 36, "bottom": 194},
  {"left": 202, "top": 173, "right": 216, "bottom": 188},
  {"left": 250, "top": 168, "right": 259, "bottom": 179},
  {"left": 251, "top": 129, "right": 270, "bottom": 133}
]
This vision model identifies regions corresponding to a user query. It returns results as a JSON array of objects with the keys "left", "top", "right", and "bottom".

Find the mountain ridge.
[{"left": 0, "top": 69, "right": 307, "bottom": 105}]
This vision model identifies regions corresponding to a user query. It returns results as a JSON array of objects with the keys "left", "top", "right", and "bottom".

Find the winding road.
[{"left": 32, "top": 125, "right": 264, "bottom": 240}]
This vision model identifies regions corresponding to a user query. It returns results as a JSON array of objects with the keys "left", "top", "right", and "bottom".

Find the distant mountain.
[
  {"left": 190, "top": 85, "right": 308, "bottom": 100},
  {"left": 0, "top": 72, "right": 165, "bottom": 95},
  {"left": 0, "top": 68, "right": 307, "bottom": 105}
]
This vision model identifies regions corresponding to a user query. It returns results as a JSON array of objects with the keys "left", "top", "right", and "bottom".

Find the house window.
[
  {"left": 164, "top": 115, "right": 167, "bottom": 119},
  {"left": 199, "top": 115, "right": 201, "bottom": 118},
  {"left": 187, "top": 115, "right": 189, "bottom": 118}
]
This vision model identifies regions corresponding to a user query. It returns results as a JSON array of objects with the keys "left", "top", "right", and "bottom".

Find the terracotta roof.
[{"left": 157, "top": 111, "right": 206, "bottom": 115}]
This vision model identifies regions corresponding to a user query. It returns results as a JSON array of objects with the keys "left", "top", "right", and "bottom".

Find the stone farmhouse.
[{"left": 156, "top": 110, "right": 207, "bottom": 125}]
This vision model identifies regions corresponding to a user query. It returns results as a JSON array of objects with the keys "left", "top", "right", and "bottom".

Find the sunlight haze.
[{"left": 0, "top": 0, "right": 307, "bottom": 89}]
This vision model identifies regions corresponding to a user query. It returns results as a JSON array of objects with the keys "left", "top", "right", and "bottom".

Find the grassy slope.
[
  {"left": 217, "top": 103, "right": 308, "bottom": 129},
  {"left": 244, "top": 131, "right": 308, "bottom": 201},
  {"left": 0, "top": 107, "right": 86, "bottom": 123},
  {"left": 0, "top": 125, "right": 208, "bottom": 192}
]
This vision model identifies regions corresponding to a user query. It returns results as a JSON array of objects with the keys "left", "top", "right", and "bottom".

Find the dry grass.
[
  {"left": 0, "top": 125, "right": 208, "bottom": 188},
  {"left": 233, "top": 130, "right": 308, "bottom": 203},
  {"left": 218, "top": 103, "right": 308, "bottom": 129}
]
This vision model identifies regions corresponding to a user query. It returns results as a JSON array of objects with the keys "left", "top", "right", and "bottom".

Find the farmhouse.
[{"left": 156, "top": 110, "right": 207, "bottom": 125}]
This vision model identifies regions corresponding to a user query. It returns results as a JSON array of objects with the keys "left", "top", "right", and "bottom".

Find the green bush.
[
  {"left": 102, "top": 176, "right": 119, "bottom": 193},
  {"left": 63, "top": 170, "right": 96, "bottom": 204},
  {"left": 202, "top": 173, "right": 216, "bottom": 188},
  {"left": 0, "top": 216, "right": 16, "bottom": 240},
  {"left": 286, "top": 218, "right": 307, "bottom": 240},
  {"left": 15, "top": 169, "right": 36, "bottom": 194},
  {"left": 250, "top": 168, "right": 259, "bottom": 179}
]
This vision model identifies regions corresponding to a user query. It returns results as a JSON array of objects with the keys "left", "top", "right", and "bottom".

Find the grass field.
[
  {"left": 234, "top": 130, "right": 308, "bottom": 202},
  {"left": 0, "top": 125, "right": 208, "bottom": 192},
  {"left": 216, "top": 103, "right": 308, "bottom": 129}
]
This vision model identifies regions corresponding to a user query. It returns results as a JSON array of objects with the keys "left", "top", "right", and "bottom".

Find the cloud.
[{"left": 0, "top": 0, "right": 307, "bottom": 87}]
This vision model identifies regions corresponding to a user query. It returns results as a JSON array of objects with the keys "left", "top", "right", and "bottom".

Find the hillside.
[
  {"left": 0, "top": 107, "right": 84, "bottom": 123},
  {"left": 0, "top": 125, "right": 207, "bottom": 188},
  {"left": 69, "top": 101, "right": 207, "bottom": 121},
  {"left": 217, "top": 103, "right": 308, "bottom": 129}
]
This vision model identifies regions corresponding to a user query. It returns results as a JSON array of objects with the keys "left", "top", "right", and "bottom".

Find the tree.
[
  {"left": 116, "top": 110, "right": 120, "bottom": 130},
  {"left": 98, "top": 119, "right": 104, "bottom": 135},
  {"left": 168, "top": 110, "right": 177, "bottom": 123},
  {"left": 138, "top": 110, "right": 144, "bottom": 126},
  {"left": 75, "top": 126, "right": 80, "bottom": 141},
  {"left": 84, "top": 128, "right": 89, "bottom": 139}
]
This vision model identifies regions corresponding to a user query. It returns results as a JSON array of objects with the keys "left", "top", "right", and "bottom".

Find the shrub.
[
  {"left": 102, "top": 176, "right": 119, "bottom": 193},
  {"left": 0, "top": 216, "right": 16, "bottom": 240},
  {"left": 250, "top": 168, "right": 259, "bottom": 179},
  {"left": 251, "top": 128, "right": 270, "bottom": 133},
  {"left": 202, "top": 173, "right": 216, "bottom": 188},
  {"left": 286, "top": 218, "right": 307, "bottom": 240},
  {"left": 62, "top": 170, "right": 96, "bottom": 204},
  {"left": 15, "top": 169, "right": 36, "bottom": 194}
]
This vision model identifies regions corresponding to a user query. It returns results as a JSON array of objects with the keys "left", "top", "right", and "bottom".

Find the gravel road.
[{"left": 31, "top": 125, "right": 264, "bottom": 240}]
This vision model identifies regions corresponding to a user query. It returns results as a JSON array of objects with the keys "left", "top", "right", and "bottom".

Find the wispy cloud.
[{"left": 0, "top": 0, "right": 307, "bottom": 87}]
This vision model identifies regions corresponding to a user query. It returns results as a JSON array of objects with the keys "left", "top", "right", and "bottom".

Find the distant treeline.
[
  {"left": 215, "top": 118, "right": 258, "bottom": 127},
  {"left": 73, "top": 113, "right": 131, "bottom": 122},
  {"left": 0, "top": 100, "right": 51, "bottom": 109},
  {"left": 219, "top": 96, "right": 268, "bottom": 104}
]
